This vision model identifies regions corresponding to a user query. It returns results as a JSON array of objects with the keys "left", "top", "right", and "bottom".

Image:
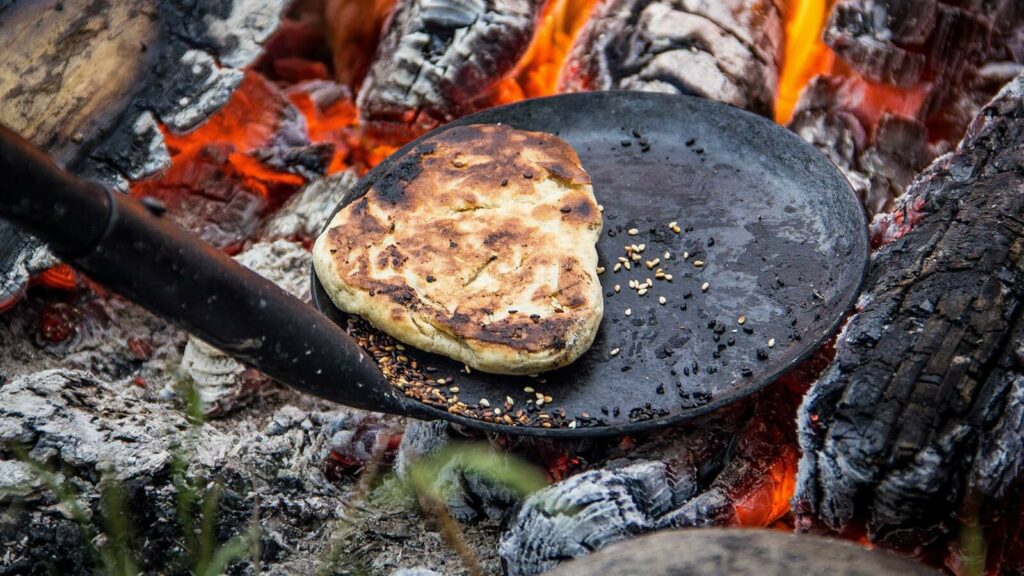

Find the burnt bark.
[
  {"left": 558, "top": 0, "right": 783, "bottom": 117},
  {"left": 795, "top": 74, "right": 1024, "bottom": 551},
  {"left": 356, "top": 0, "right": 542, "bottom": 141}
]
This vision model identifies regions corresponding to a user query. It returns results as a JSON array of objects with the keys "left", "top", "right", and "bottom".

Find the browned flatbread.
[{"left": 312, "top": 124, "right": 604, "bottom": 375}]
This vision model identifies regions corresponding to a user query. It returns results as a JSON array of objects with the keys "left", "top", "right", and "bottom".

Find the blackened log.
[
  {"left": 0, "top": 0, "right": 287, "bottom": 312},
  {"left": 558, "top": 0, "right": 783, "bottom": 117},
  {"left": 795, "top": 74, "right": 1024, "bottom": 550},
  {"left": 356, "top": 0, "right": 542, "bottom": 141}
]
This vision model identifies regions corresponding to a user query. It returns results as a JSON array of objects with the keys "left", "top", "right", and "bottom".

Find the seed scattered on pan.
[
  {"left": 638, "top": 243, "right": 646, "bottom": 252},
  {"left": 659, "top": 296, "right": 667, "bottom": 305},
  {"left": 436, "top": 378, "right": 447, "bottom": 384},
  {"left": 614, "top": 263, "right": 622, "bottom": 272},
  {"left": 683, "top": 251, "right": 690, "bottom": 260},
  {"left": 524, "top": 386, "right": 535, "bottom": 393},
  {"left": 464, "top": 365, "right": 472, "bottom": 374},
  {"left": 631, "top": 253, "right": 641, "bottom": 262},
  {"left": 624, "top": 262, "right": 632, "bottom": 270},
  {"left": 701, "top": 282, "right": 710, "bottom": 292},
  {"left": 493, "top": 408, "right": 502, "bottom": 416},
  {"left": 598, "top": 204, "right": 605, "bottom": 212},
  {"left": 629, "top": 279, "right": 637, "bottom": 289},
  {"left": 625, "top": 308, "right": 633, "bottom": 316},
  {"left": 610, "top": 347, "right": 621, "bottom": 357},
  {"left": 694, "top": 260, "right": 705, "bottom": 267},
  {"left": 479, "top": 398, "right": 490, "bottom": 408},
  {"left": 544, "top": 395, "right": 553, "bottom": 403},
  {"left": 768, "top": 338, "right": 776, "bottom": 348},
  {"left": 506, "top": 396, "right": 514, "bottom": 405},
  {"left": 638, "top": 288, "right": 648, "bottom": 296},
  {"left": 449, "top": 386, "right": 460, "bottom": 393},
  {"left": 628, "top": 228, "right": 639, "bottom": 235},
  {"left": 614, "top": 284, "right": 621, "bottom": 293},
  {"left": 663, "top": 251, "right": 671, "bottom": 259},
  {"left": 645, "top": 258, "right": 660, "bottom": 269},
  {"left": 664, "top": 274, "right": 673, "bottom": 281},
  {"left": 597, "top": 266, "right": 606, "bottom": 274},
  {"left": 738, "top": 315, "right": 746, "bottom": 325},
  {"left": 655, "top": 270, "right": 665, "bottom": 279}
]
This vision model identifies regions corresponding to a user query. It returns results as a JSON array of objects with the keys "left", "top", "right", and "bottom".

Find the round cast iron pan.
[{"left": 311, "top": 91, "right": 869, "bottom": 437}]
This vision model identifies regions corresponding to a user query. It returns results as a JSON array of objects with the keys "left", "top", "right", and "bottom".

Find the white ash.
[
  {"left": 260, "top": 170, "right": 358, "bottom": 241},
  {"left": 0, "top": 368, "right": 367, "bottom": 573},
  {"left": 390, "top": 569, "right": 444, "bottom": 576},
  {"left": 203, "top": 0, "right": 288, "bottom": 69},
  {"left": 175, "top": 239, "right": 312, "bottom": 414}
]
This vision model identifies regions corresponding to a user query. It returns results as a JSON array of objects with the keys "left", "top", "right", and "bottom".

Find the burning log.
[
  {"left": 0, "top": 0, "right": 288, "bottom": 312},
  {"left": 356, "top": 0, "right": 543, "bottom": 141},
  {"left": 790, "top": 0, "right": 1024, "bottom": 217},
  {"left": 795, "top": 74, "right": 1024, "bottom": 554},
  {"left": 558, "top": 0, "right": 783, "bottom": 117}
]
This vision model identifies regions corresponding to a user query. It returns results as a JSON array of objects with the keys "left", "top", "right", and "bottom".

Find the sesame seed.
[
  {"left": 655, "top": 270, "right": 665, "bottom": 279},
  {"left": 614, "top": 263, "right": 622, "bottom": 272},
  {"left": 506, "top": 396, "right": 514, "bottom": 405},
  {"left": 629, "top": 279, "right": 638, "bottom": 289},
  {"left": 618, "top": 256, "right": 629, "bottom": 263},
  {"left": 597, "top": 266, "right": 606, "bottom": 274},
  {"left": 544, "top": 395, "right": 553, "bottom": 403},
  {"left": 664, "top": 251, "right": 671, "bottom": 259},
  {"left": 671, "top": 225, "right": 682, "bottom": 234},
  {"left": 638, "top": 243, "right": 646, "bottom": 252},
  {"left": 683, "top": 251, "right": 690, "bottom": 259},
  {"left": 493, "top": 408, "right": 502, "bottom": 416},
  {"left": 638, "top": 288, "right": 648, "bottom": 296},
  {"left": 625, "top": 308, "right": 632, "bottom": 316},
  {"left": 659, "top": 296, "right": 667, "bottom": 305},
  {"left": 738, "top": 315, "right": 746, "bottom": 325},
  {"left": 449, "top": 386, "right": 460, "bottom": 393},
  {"left": 668, "top": 221, "right": 678, "bottom": 229},
  {"left": 524, "top": 386, "right": 535, "bottom": 393},
  {"left": 694, "top": 260, "right": 705, "bottom": 267},
  {"left": 614, "top": 284, "right": 621, "bottom": 293},
  {"left": 701, "top": 282, "right": 710, "bottom": 292},
  {"left": 631, "top": 253, "right": 641, "bottom": 262},
  {"left": 598, "top": 204, "right": 605, "bottom": 212},
  {"left": 479, "top": 398, "right": 490, "bottom": 408},
  {"left": 624, "top": 262, "right": 632, "bottom": 270},
  {"left": 437, "top": 378, "right": 447, "bottom": 384},
  {"left": 610, "top": 347, "right": 621, "bottom": 356},
  {"left": 569, "top": 420, "right": 577, "bottom": 429},
  {"left": 768, "top": 338, "right": 776, "bottom": 348},
  {"left": 536, "top": 398, "right": 544, "bottom": 407},
  {"left": 665, "top": 274, "right": 673, "bottom": 281},
  {"left": 628, "top": 228, "right": 639, "bottom": 235}
]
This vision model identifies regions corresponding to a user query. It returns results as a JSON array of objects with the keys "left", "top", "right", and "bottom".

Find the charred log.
[
  {"left": 357, "top": 0, "right": 542, "bottom": 141},
  {"left": 0, "top": 0, "right": 287, "bottom": 312},
  {"left": 795, "top": 74, "right": 1024, "bottom": 551},
  {"left": 499, "top": 381, "right": 802, "bottom": 576},
  {"left": 558, "top": 0, "right": 783, "bottom": 117}
]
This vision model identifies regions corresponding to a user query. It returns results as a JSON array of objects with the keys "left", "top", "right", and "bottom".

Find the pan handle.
[{"left": 0, "top": 125, "right": 418, "bottom": 416}]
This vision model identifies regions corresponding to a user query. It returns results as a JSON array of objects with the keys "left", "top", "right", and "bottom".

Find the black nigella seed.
[
  {"left": 560, "top": 206, "right": 572, "bottom": 213},
  {"left": 523, "top": 172, "right": 534, "bottom": 179},
  {"left": 426, "top": 275, "right": 436, "bottom": 283},
  {"left": 656, "top": 384, "right": 665, "bottom": 394},
  {"left": 632, "top": 129, "right": 642, "bottom": 137},
  {"left": 683, "top": 367, "right": 690, "bottom": 376},
  {"left": 613, "top": 407, "right": 621, "bottom": 417},
  {"left": 686, "top": 138, "right": 696, "bottom": 146},
  {"left": 500, "top": 178, "right": 509, "bottom": 187},
  {"left": 713, "top": 334, "right": 721, "bottom": 342},
  {"left": 743, "top": 327, "right": 754, "bottom": 334},
  {"left": 530, "top": 314, "right": 541, "bottom": 323},
  {"left": 601, "top": 405, "right": 609, "bottom": 415},
  {"left": 741, "top": 367, "right": 753, "bottom": 377},
  {"left": 727, "top": 336, "right": 736, "bottom": 346},
  {"left": 712, "top": 351, "right": 721, "bottom": 359},
  {"left": 638, "top": 137, "right": 649, "bottom": 146},
  {"left": 608, "top": 230, "right": 617, "bottom": 237},
  {"left": 622, "top": 365, "right": 632, "bottom": 372},
  {"left": 620, "top": 139, "right": 632, "bottom": 147},
  {"left": 707, "top": 319, "right": 717, "bottom": 329},
  {"left": 756, "top": 348, "right": 769, "bottom": 360},
  {"left": 707, "top": 237, "right": 715, "bottom": 247}
]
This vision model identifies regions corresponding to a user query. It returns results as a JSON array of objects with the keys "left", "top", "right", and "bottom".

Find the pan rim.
[{"left": 310, "top": 90, "right": 869, "bottom": 438}]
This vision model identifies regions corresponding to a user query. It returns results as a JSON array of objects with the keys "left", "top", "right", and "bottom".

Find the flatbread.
[{"left": 313, "top": 123, "right": 603, "bottom": 375}]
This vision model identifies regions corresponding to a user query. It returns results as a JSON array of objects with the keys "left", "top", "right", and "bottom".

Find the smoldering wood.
[
  {"left": 0, "top": 0, "right": 288, "bottom": 313},
  {"left": 558, "top": 0, "right": 783, "bottom": 117},
  {"left": 356, "top": 0, "right": 542, "bottom": 141},
  {"left": 788, "top": 77, "right": 931, "bottom": 217},
  {"left": 541, "top": 529, "right": 938, "bottom": 576},
  {"left": 499, "top": 384, "right": 800, "bottom": 576},
  {"left": 795, "top": 74, "right": 1024, "bottom": 551}
]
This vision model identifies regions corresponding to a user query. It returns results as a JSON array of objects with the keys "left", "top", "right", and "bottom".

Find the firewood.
[
  {"left": 357, "top": 0, "right": 542, "bottom": 141},
  {"left": 558, "top": 0, "right": 783, "bottom": 117},
  {"left": 795, "top": 73, "right": 1024, "bottom": 551}
]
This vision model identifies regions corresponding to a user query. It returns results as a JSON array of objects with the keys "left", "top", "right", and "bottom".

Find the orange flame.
[
  {"left": 775, "top": 0, "right": 835, "bottom": 124},
  {"left": 495, "top": 0, "right": 601, "bottom": 103},
  {"left": 733, "top": 445, "right": 799, "bottom": 527}
]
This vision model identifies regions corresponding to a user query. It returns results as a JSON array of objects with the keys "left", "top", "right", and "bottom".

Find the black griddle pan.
[{"left": 0, "top": 92, "right": 868, "bottom": 438}]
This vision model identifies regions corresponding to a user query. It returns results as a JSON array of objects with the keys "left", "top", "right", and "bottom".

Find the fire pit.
[{"left": 2, "top": 0, "right": 1024, "bottom": 574}]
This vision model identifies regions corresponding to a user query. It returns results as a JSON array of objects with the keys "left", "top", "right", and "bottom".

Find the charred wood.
[
  {"left": 559, "top": 0, "right": 783, "bottom": 117},
  {"left": 795, "top": 74, "right": 1024, "bottom": 551},
  {"left": 499, "top": 381, "right": 802, "bottom": 576},
  {"left": 357, "top": 0, "right": 542, "bottom": 141},
  {"left": 0, "top": 0, "right": 287, "bottom": 313}
]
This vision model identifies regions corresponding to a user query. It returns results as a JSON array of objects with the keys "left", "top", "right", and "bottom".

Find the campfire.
[{"left": 2, "top": 0, "right": 1024, "bottom": 574}]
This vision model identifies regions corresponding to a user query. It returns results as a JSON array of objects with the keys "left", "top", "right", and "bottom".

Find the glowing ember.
[{"left": 34, "top": 264, "right": 79, "bottom": 291}]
